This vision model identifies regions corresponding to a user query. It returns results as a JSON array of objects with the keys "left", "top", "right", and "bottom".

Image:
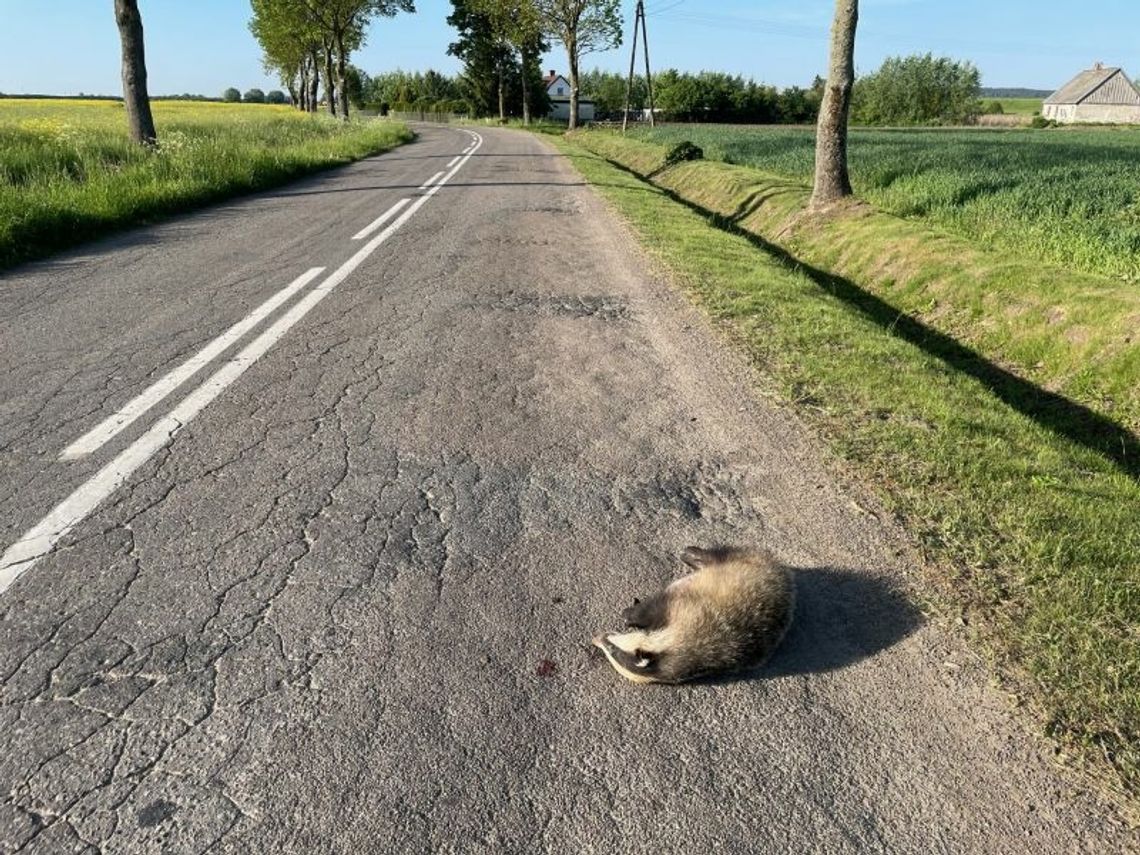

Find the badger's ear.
[
  {"left": 681, "top": 546, "right": 712, "bottom": 569},
  {"left": 682, "top": 545, "right": 735, "bottom": 569},
  {"left": 623, "top": 594, "right": 668, "bottom": 630}
]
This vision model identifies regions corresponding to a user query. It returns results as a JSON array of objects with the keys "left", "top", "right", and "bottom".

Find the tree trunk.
[
  {"left": 520, "top": 49, "right": 531, "bottom": 126},
  {"left": 335, "top": 32, "right": 349, "bottom": 120},
  {"left": 811, "top": 0, "right": 858, "bottom": 208},
  {"left": 308, "top": 53, "right": 320, "bottom": 114},
  {"left": 113, "top": 0, "right": 156, "bottom": 146},
  {"left": 497, "top": 60, "right": 506, "bottom": 122},
  {"left": 567, "top": 40, "right": 580, "bottom": 130},
  {"left": 323, "top": 44, "right": 336, "bottom": 117}
]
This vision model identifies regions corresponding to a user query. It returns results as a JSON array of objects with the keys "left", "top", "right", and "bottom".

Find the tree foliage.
[
  {"left": 223, "top": 87, "right": 242, "bottom": 103},
  {"left": 534, "top": 0, "right": 622, "bottom": 128},
  {"left": 853, "top": 53, "right": 981, "bottom": 125},
  {"left": 249, "top": 0, "right": 415, "bottom": 117},
  {"left": 470, "top": 0, "right": 548, "bottom": 123},
  {"left": 448, "top": 0, "right": 548, "bottom": 120}
]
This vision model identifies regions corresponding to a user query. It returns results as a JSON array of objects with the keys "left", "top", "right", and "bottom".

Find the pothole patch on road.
[
  {"left": 137, "top": 799, "right": 179, "bottom": 828},
  {"left": 609, "top": 462, "right": 756, "bottom": 525},
  {"left": 479, "top": 293, "right": 631, "bottom": 322}
]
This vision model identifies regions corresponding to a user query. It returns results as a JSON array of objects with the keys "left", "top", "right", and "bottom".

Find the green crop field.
[
  {"left": 994, "top": 97, "right": 1042, "bottom": 115},
  {"left": 629, "top": 124, "right": 1140, "bottom": 282},
  {"left": 0, "top": 99, "right": 412, "bottom": 270}
]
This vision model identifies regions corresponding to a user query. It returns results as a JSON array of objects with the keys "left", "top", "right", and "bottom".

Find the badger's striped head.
[{"left": 592, "top": 629, "right": 677, "bottom": 684}]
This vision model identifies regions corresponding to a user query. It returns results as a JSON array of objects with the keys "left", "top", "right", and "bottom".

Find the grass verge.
[
  {"left": 548, "top": 131, "right": 1140, "bottom": 811},
  {"left": 0, "top": 99, "right": 414, "bottom": 271}
]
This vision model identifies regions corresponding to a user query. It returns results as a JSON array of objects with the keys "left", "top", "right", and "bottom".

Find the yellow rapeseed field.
[{"left": 0, "top": 98, "right": 412, "bottom": 269}]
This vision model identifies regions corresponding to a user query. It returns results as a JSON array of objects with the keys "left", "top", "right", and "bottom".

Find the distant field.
[
  {"left": 630, "top": 124, "right": 1140, "bottom": 282},
  {"left": 0, "top": 99, "right": 412, "bottom": 270},
  {"left": 994, "top": 97, "right": 1042, "bottom": 115}
]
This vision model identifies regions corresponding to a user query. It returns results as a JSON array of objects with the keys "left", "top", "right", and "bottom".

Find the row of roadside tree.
[{"left": 245, "top": 2, "right": 981, "bottom": 127}]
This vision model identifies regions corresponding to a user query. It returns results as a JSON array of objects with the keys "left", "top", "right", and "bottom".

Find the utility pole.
[
  {"left": 640, "top": 0, "right": 655, "bottom": 127},
  {"left": 622, "top": 0, "right": 655, "bottom": 132}
]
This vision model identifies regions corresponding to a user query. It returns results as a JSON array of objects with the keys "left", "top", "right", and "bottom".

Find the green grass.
[
  {"left": 994, "top": 97, "right": 1043, "bottom": 115},
  {"left": 553, "top": 131, "right": 1140, "bottom": 811},
  {"left": 0, "top": 99, "right": 413, "bottom": 270},
  {"left": 626, "top": 123, "right": 1140, "bottom": 283}
]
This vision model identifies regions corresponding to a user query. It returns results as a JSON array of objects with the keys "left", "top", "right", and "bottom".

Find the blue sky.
[{"left": 1, "top": 1, "right": 1137, "bottom": 97}]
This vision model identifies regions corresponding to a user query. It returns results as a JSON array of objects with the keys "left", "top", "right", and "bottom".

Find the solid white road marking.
[
  {"left": 419, "top": 170, "right": 446, "bottom": 190},
  {"left": 446, "top": 155, "right": 461, "bottom": 168},
  {"left": 60, "top": 268, "right": 326, "bottom": 461},
  {"left": 0, "top": 131, "right": 484, "bottom": 595},
  {"left": 352, "top": 197, "right": 410, "bottom": 241}
]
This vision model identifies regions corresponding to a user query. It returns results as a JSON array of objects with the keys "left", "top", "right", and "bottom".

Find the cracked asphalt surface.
[{"left": 0, "top": 125, "right": 1133, "bottom": 853}]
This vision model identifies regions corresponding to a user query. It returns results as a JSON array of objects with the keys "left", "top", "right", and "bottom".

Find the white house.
[
  {"left": 1043, "top": 63, "right": 1140, "bottom": 124},
  {"left": 542, "top": 70, "right": 596, "bottom": 123}
]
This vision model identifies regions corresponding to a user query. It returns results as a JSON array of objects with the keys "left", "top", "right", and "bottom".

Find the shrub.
[
  {"left": 664, "top": 141, "right": 704, "bottom": 166},
  {"left": 853, "top": 54, "right": 981, "bottom": 125}
]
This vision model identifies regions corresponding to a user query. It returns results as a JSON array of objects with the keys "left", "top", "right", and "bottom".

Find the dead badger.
[{"left": 593, "top": 546, "right": 794, "bottom": 684}]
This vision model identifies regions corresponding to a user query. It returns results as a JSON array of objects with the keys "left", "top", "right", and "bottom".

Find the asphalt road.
[{"left": 0, "top": 125, "right": 1132, "bottom": 853}]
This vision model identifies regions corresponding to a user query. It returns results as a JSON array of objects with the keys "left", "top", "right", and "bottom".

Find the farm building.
[
  {"left": 1042, "top": 63, "right": 1140, "bottom": 124},
  {"left": 542, "top": 70, "right": 596, "bottom": 122}
]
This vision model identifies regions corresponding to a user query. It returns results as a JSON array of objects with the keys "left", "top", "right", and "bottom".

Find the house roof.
[{"left": 1045, "top": 65, "right": 1140, "bottom": 106}]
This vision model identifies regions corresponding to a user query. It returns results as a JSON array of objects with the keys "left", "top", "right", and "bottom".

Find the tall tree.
[
  {"left": 534, "top": 0, "right": 622, "bottom": 129},
  {"left": 473, "top": 0, "right": 547, "bottom": 125},
  {"left": 302, "top": 0, "right": 415, "bottom": 120},
  {"left": 448, "top": 0, "right": 515, "bottom": 118},
  {"left": 113, "top": 0, "right": 157, "bottom": 145},
  {"left": 811, "top": 0, "right": 858, "bottom": 208},
  {"left": 250, "top": 0, "right": 323, "bottom": 112}
]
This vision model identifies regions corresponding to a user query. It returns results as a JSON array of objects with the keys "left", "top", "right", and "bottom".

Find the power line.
[
  {"left": 644, "top": 0, "right": 687, "bottom": 15},
  {"left": 649, "top": 8, "right": 1115, "bottom": 57}
]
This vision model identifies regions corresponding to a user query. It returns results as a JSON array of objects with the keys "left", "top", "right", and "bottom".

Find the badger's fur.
[{"left": 593, "top": 546, "right": 794, "bottom": 684}]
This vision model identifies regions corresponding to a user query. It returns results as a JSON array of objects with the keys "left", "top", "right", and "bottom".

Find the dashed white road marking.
[
  {"left": 352, "top": 197, "right": 410, "bottom": 241},
  {"left": 446, "top": 155, "right": 461, "bottom": 168},
  {"left": 419, "top": 170, "right": 446, "bottom": 190},
  {"left": 0, "top": 130, "right": 484, "bottom": 595},
  {"left": 60, "top": 267, "right": 326, "bottom": 461}
]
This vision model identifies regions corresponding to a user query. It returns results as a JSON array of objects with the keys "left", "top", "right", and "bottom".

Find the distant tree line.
[
  {"left": 361, "top": 69, "right": 468, "bottom": 114},
  {"left": 588, "top": 69, "right": 826, "bottom": 123},
  {"left": 979, "top": 87, "right": 1051, "bottom": 99},
  {"left": 0, "top": 91, "right": 292, "bottom": 103},
  {"left": 348, "top": 66, "right": 829, "bottom": 124},
  {"left": 221, "top": 87, "right": 288, "bottom": 104}
]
